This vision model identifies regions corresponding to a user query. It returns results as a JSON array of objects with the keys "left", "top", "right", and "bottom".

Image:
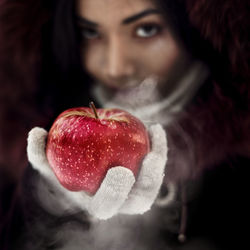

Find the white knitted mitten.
[{"left": 27, "top": 124, "right": 168, "bottom": 220}]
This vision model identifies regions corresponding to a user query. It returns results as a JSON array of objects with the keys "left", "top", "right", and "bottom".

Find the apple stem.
[{"left": 89, "top": 101, "right": 99, "bottom": 119}]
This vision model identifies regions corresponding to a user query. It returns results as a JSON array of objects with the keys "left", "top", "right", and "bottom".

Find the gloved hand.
[{"left": 27, "top": 124, "right": 169, "bottom": 220}]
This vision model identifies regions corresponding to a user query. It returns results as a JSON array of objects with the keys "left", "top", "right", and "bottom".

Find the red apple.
[{"left": 46, "top": 103, "right": 150, "bottom": 195}]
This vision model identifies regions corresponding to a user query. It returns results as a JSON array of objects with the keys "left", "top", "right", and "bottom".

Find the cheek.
[
  {"left": 81, "top": 44, "right": 104, "bottom": 79},
  {"left": 139, "top": 36, "right": 181, "bottom": 77}
]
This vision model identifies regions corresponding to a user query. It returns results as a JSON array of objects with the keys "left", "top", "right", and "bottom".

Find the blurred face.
[{"left": 76, "top": 0, "right": 186, "bottom": 91}]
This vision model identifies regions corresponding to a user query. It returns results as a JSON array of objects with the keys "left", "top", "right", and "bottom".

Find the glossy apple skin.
[{"left": 46, "top": 107, "right": 150, "bottom": 194}]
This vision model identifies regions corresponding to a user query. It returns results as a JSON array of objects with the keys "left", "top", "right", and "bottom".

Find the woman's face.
[{"left": 76, "top": 0, "right": 185, "bottom": 91}]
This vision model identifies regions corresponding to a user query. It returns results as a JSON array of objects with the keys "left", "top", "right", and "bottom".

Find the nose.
[{"left": 104, "top": 36, "right": 135, "bottom": 84}]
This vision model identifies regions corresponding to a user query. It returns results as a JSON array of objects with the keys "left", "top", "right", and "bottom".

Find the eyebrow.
[
  {"left": 122, "top": 9, "right": 161, "bottom": 24},
  {"left": 76, "top": 8, "right": 161, "bottom": 27},
  {"left": 76, "top": 16, "right": 98, "bottom": 28}
]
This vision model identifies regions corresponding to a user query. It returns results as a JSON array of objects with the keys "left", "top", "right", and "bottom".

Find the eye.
[
  {"left": 80, "top": 27, "right": 99, "bottom": 40},
  {"left": 135, "top": 24, "right": 162, "bottom": 38}
]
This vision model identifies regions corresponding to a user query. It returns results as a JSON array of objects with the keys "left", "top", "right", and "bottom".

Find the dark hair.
[{"left": 40, "top": 0, "right": 92, "bottom": 120}]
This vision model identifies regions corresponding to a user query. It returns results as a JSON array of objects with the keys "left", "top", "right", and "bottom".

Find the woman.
[{"left": 0, "top": 0, "right": 249, "bottom": 249}]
